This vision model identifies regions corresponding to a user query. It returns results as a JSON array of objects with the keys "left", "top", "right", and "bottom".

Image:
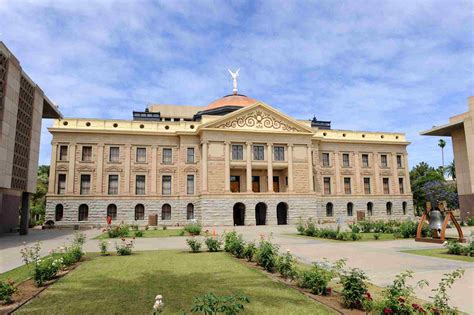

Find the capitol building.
[{"left": 45, "top": 77, "right": 413, "bottom": 226}]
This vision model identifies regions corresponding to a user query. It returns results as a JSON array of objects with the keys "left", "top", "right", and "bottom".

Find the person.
[{"left": 106, "top": 215, "right": 112, "bottom": 226}]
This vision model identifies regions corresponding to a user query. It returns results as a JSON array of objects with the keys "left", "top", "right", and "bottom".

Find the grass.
[
  {"left": 15, "top": 251, "right": 335, "bottom": 314},
  {"left": 0, "top": 264, "right": 32, "bottom": 284},
  {"left": 401, "top": 248, "right": 474, "bottom": 263},
  {"left": 95, "top": 228, "right": 184, "bottom": 239},
  {"left": 291, "top": 232, "right": 398, "bottom": 242}
]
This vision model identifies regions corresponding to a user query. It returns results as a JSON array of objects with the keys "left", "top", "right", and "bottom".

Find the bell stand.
[{"left": 415, "top": 203, "right": 466, "bottom": 244}]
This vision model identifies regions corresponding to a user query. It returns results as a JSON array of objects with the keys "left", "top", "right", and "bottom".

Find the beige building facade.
[
  {"left": 421, "top": 96, "right": 474, "bottom": 220},
  {"left": 0, "top": 42, "right": 61, "bottom": 233},
  {"left": 46, "top": 93, "right": 413, "bottom": 226}
]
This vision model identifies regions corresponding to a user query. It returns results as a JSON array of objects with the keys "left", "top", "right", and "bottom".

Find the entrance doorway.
[
  {"left": 276, "top": 202, "right": 288, "bottom": 225},
  {"left": 255, "top": 202, "right": 267, "bottom": 225},
  {"left": 273, "top": 176, "right": 280, "bottom": 192},
  {"left": 233, "top": 203, "right": 245, "bottom": 226}
]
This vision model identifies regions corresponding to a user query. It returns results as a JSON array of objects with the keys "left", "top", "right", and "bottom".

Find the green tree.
[
  {"left": 438, "top": 139, "right": 446, "bottom": 170},
  {"left": 30, "top": 165, "right": 49, "bottom": 224},
  {"left": 410, "top": 162, "right": 444, "bottom": 215},
  {"left": 446, "top": 160, "right": 456, "bottom": 179}
]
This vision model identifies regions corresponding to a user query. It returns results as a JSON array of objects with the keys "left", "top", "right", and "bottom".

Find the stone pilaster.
[
  {"left": 124, "top": 144, "right": 131, "bottom": 194},
  {"left": 334, "top": 151, "right": 340, "bottom": 194},
  {"left": 151, "top": 145, "right": 157, "bottom": 194},
  {"left": 391, "top": 153, "right": 398, "bottom": 194},
  {"left": 96, "top": 144, "right": 104, "bottom": 194},
  {"left": 404, "top": 154, "right": 411, "bottom": 193},
  {"left": 246, "top": 142, "right": 252, "bottom": 192},
  {"left": 201, "top": 141, "right": 208, "bottom": 192},
  {"left": 67, "top": 143, "right": 76, "bottom": 194},
  {"left": 354, "top": 151, "right": 361, "bottom": 194},
  {"left": 224, "top": 141, "right": 230, "bottom": 192},
  {"left": 307, "top": 144, "right": 313, "bottom": 192},
  {"left": 374, "top": 153, "right": 380, "bottom": 194},
  {"left": 48, "top": 143, "right": 58, "bottom": 193},
  {"left": 288, "top": 144, "right": 294, "bottom": 192},
  {"left": 267, "top": 143, "right": 273, "bottom": 192}
]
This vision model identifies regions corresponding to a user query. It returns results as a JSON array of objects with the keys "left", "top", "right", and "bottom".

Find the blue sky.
[{"left": 1, "top": 0, "right": 472, "bottom": 168}]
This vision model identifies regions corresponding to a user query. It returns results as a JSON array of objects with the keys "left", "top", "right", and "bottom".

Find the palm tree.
[
  {"left": 446, "top": 160, "right": 456, "bottom": 179},
  {"left": 438, "top": 139, "right": 446, "bottom": 170}
]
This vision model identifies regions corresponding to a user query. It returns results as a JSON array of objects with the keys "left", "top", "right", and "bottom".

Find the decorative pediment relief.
[
  {"left": 77, "top": 165, "right": 95, "bottom": 172},
  {"left": 56, "top": 164, "right": 69, "bottom": 171},
  {"left": 184, "top": 166, "right": 198, "bottom": 173},
  {"left": 340, "top": 169, "right": 354, "bottom": 176},
  {"left": 132, "top": 166, "right": 150, "bottom": 173},
  {"left": 159, "top": 167, "right": 176, "bottom": 174},
  {"left": 105, "top": 166, "right": 123, "bottom": 173}
]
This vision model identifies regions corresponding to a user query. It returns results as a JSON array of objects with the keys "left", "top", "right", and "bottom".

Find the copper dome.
[{"left": 206, "top": 94, "right": 257, "bottom": 110}]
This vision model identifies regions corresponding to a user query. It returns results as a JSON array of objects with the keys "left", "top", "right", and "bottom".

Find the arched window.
[
  {"left": 347, "top": 202, "right": 353, "bottom": 217},
  {"left": 367, "top": 202, "right": 373, "bottom": 216},
  {"left": 162, "top": 204, "right": 171, "bottom": 220},
  {"left": 402, "top": 201, "right": 407, "bottom": 215},
  {"left": 187, "top": 203, "right": 194, "bottom": 220},
  {"left": 78, "top": 204, "right": 88, "bottom": 221},
  {"left": 135, "top": 204, "right": 145, "bottom": 220},
  {"left": 107, "top": 204, "right": 117, "bottom": 220},
  {"left": 386, "top": 202, "right": 392, "bottom": 215},
  {"left": 326, "top": 202, "right": 333, "bottom": 217},
  {"left": 55, "top": 204, "right": 63, "bottom": 221}
]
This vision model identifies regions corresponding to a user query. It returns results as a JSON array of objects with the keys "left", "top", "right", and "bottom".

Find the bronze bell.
[{"left": 429, "top": 209, "right": 444, "bottom": 231}]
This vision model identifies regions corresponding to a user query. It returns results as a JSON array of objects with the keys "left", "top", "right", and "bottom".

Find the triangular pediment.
[{"left": 200, "top": 102, "right": 313, "bottom": 134}]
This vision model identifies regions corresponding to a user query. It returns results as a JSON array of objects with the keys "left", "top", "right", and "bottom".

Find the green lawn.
[
  {"left": 0, "top": 264, "right": 32, "bottom": 284},
  {"left": 401, "top": 248, "right": 474, "bottom": 263},
  {"left": 95, "top": 228, "right": 184, "bottom": 239},
  {"left": 15, "top": 251, "right": 334, "bottom": 314},
  {"left": 291, "top": 232, "right": 398, "bottom": 242}
]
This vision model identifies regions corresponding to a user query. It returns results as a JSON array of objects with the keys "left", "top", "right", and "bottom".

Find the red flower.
[
  {"left": 121, "top": 238, "right": 125, "bottom": 241},
  {"left": 418, "top": 306, "right": 427, "bottom": 314},
  {"left": 365, "top": 292, "right": 373, "bottom": 301},
  {"left": 398, "top": 297, "right": 406, "bottom": 303},
  {"left": 412, "top": 303, "right": 420, "bottom": 310},
  {"left": 383, "top": 308, "right": 393, "bottom": 314},
  {"left": 326, "top": 287, "right": 332, "bottom": 294},
  {"left": 430, "top": 307, "right": 440, "bottom": 315}
]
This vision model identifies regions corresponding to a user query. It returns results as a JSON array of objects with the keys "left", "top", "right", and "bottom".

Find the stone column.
[
  {"left": 201, "top": 141, "right": 208, "bottom": 192},
  {"left": 391, "top": 153, "right": 399, "bottom": 194},
  {"left": 96, "top": 144, "right": 104, "bottom": 194},
  {"left": 246, "top": 142, "right": 252, "bottom": 192},
  {"left": 48, "top": 143, "right": 58, "bottom": 193},
  {"left": 334, "top": 151, "right": 341, "bottom": 194},
  {"left": 224, "top": 141, "right": 230, "bottom": 192},
  {"left": 354, "top": 151, "right": 361, "bottom": 194},
  {"left": 151, "top": 145, "right": 157, "bottom": 194},
  {"left": 124, "top": 144, "right": 131, "bottom": 194},
  {"left": 267, "top": 143, "right": 273, "bottom": 192},
  {"left": 307, "top": 144, "right": 314, "bottom": 192},
  {"left": 374, "top": 153, "right": 380, "bottom": 194},
  {"left": 67, "top": 143, "right": 76, "bottom": 194},
  {"left": 288, "top": 144, "right": 294, "bottom": 192},
  {"left": 404, "top": 154, "right": 411, "bottom": 193}
]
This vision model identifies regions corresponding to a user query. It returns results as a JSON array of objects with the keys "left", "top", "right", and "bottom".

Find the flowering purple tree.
[{"left": 422, "top": 180, "right": 459, "bottom": 209}]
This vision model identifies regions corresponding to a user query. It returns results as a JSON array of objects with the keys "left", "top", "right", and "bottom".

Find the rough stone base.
[
  {"left": 459, "top": 194, "right": 474, "bottom": 220},
  {"left": 46, "top": 195, "right": 413, "bottom": 227}
]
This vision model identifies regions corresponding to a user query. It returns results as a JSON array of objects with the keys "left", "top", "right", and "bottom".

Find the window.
[
  {"left": 344, "top": 177, "right": 351, "bottom": 194},
  {"left": 399, "top": 178, "right": 404, "bottom": 194},
  {"left": 187, "top": 203, "right": 194, "bottom": 220},
  {"left": 135, "top": 175, "right": 146, "bottom": 195},
  {"left": 402, "top": 201, "right": 407, "bottom": 215},
  {"left": 322, "top": 153, "right": 330, "bottom": 166},
  {"left": 367, "top": 202, "right": 373, "bottom": 216},
  {"left": 78, "top": 204, "right": 88, "bottom": 221},
  {"left": 364, "top": 177, "right": 371, "bottom": 194},
  {"left": 386, "top": 202, "right": 392, "bottom": 215},
  {"left": 107, "top": 204, "right": 117, "bottom": 220},
  {"left": 362, "top": 154, "right": 369, "bottom": 167},
  {"left": 135, "top": 204, "right": 145, "bottom": 220},
  {"left": 347, "top": 202, "right": 353, "bottom": 216},
  {"left": 397, "top": 155, "right": 403, "bottom": 168},
  {"left": 187, "top": 148, "right": 195, "bottom": 163},
  {"left": 57, "top": 174, "right": 66, "bottom": 194},
  {"left": 59, "top": 145, "right": 68, "bottom": 161},
  {"left": 326, "top": 202, "right": 333, "bottom": 217},
  {"left": 323, "top": 177, "right": 331, "bottom": 194},
  {"left": 342, "top": 153, "right": 350, "bottom": 167},
  {"left": 162, "top": 175, "right": 172, "bottom": 195},
  {"left": 383, "top": 178, "right": 390, "bottom": 194},
  {"left": 162, "top": 148, "right": 172, "bottom": 164},
  {"left": 108, "top": 175, "right": 119, "bottom": 195},
  {"left": 274, "top": 146, "right": 285, "bottom": 161},
  {"left": 230, "top": 175, "right": 240, "bottom": 192},
  {"left": 162, "top": 204, "right": 171, "bottom": 220},
  {"left": 381, "top": 154, "right": 388, "bottom": 168},
  {"left": 136, "top": 147, "right": 147, "bottom": 163},
  {"left": 253, "top": 145, "right": 264, "bottom": 160},
  {"left": 80, "top": 174, "right": 91, "bottom": 195},
  {"left": 187, "top": 175, "right": 194, "bottom": 195},
  {"left": 82, "top": 146, "right": 92, "bottom": 162},
  {"left": 231, "top": 145, "right": 243, "bottom": 160},
  {"left": 109, "top": 147, "right": 120, "bottom": 162},
  {"left": 55, "top": 204, "right": 63, "bottom": 221}
]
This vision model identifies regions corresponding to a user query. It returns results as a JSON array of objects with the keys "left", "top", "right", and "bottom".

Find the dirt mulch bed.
[
  {"left": 0, "top": 263, "right": 81, "bottom": 315},
  {"left": 237, "top": 258, "right": 365, "bottom": 315}
]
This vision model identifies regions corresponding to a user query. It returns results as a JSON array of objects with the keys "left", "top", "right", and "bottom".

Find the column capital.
[
  {"left": 288, "top": 143, "right": 294, "bottom": 148},
  {"left": 125, "top": 144, "right": 132, "bottom": 148},
  {"left": 200, "top": 140, "right": 209, "bottom": 145},
  {"left": 245, "top": 141, "right": 252, "bottom": 146},
  {"left": 224, "top": 140, "right": 231, "bottom": 145}
]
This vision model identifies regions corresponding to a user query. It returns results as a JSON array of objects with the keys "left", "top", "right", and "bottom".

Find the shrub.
[
  {"left": 398, "top": 221, "right": 418, "bottom": 238},
  {"left": 73, "top": 231, "right": 86, "bottom": 246},
  {"left": 134, "top": 230, "right": 144, "bottom": 237},
  {"left": 428, "top": 268, "right": 464, "bottom": 314},
  {"left": 467, "top": 217, "right": 474, "bottom": 226},
  {"left": 205, "top": 237, "right": 222, "bottom": 252},
  {"left": 0, "top": 280, "right": 17, "bottom": 304},
  {"left": 184, "top": 223, "right": 202, "bottom": 236},
  {"left": 350, "top": 224, "right": 361, "bottom": 234},
  {"left": 108, "top": 224, "right": 130, "bottom": 238},
  {"left": 445, "top": 241, "right": 463, "bottom": 255},
  {"left": 358, "top": 220, "right": 374, "bottom": 233},
  {"left": 243, "top": 242, "right": 257, "bottom": 262},
  {"left": 340, "top": 268, "right": 371, "bottom": 310},
  {"left": 116, "top": 239, "right": 134, "bottom": 256},
  {"left": 224, "top": 231, "right": 246, "bottom": 258},
  {"left": 186, "top": 237, "right": 202, "bottom": 253},
  {"left": 304, "top": 218, "right": 317, "bottom": 237},
  {"left": 145, "top": 225, "right": 149, "bottom": 231},
  {"left": 162, "top": 225, "right": 167, "bottom": 230},
  {"left": 276, "top": 250, "right": 298, "bottom": 280},
  {"left": 60, "top": 245, "right": 83, "bottom": 266},
  {"left": 462, "top": 240, "right": 474, "bottom": 257},
  {"left": 255, "top": 238, "right": 279, "bottom": 272},
  {"left": 131, "top": 224, "right": 139, "bottom": 231},
  {"left": 190, "top": 292, "right": 250, "bottom": 314},
  {"left": 99, "top": 240, "right": 109, "bottom": 256},
  {"left": 296, "top": 218, "right": 305, "bottom": 235},
  {"left": 34, "top": 256, "right": 63, "bottom": 286},
  {"left": 373, "top": 233, "right": 380, "bottom": 240},
  {"left": 298, "top": 259, "right": 345, "bottom": 295}
]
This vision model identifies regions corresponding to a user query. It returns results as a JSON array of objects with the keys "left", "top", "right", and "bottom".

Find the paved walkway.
[{"left": 1, "top": 225, "right": 473, "bottom": 313}]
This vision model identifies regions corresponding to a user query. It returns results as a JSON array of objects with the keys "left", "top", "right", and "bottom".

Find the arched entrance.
[
  {"left": 233, "top": 203, "right": 245, "bottom": 226},
  {"left": 255, "top": 202, "right": 267, "bottom": 225},
  {"left": 276, "top": 202, "right": 288, "bottom": 225}
]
